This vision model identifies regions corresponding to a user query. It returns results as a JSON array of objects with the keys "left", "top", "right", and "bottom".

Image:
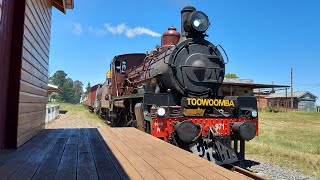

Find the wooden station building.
[{"left": 0, "top": 0, "right": 74, "bottom": 149}]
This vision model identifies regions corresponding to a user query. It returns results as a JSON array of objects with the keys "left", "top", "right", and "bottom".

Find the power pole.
[{"left": 291, "top": 67, "right": 293, "bottom": 109}]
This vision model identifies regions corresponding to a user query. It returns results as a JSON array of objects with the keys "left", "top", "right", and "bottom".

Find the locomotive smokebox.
[{"left": 232, "top": 122, "right": 256, "bottom": 140}]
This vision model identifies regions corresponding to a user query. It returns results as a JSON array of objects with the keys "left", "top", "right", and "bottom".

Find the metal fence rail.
[{"left": 45, "top": 104, "right": 60, "bottom": 123}]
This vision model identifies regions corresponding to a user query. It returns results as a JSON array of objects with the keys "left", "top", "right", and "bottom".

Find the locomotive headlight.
[
  {"left": 157, "top": 107, "right": 166, "bottom": 117},
  {"left": 189, "top": 11, "right": 210, "bottom": 33},
  {"left": 193, "top": 19, "right": 201, "bottom": 27},
  {"left": 251, "top": 110, "right": 258, "bottom": 118}
]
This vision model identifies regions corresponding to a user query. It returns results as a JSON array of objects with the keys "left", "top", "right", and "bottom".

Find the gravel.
[{"left": 249, "top": 158, "right": 319, "bottom": 180}]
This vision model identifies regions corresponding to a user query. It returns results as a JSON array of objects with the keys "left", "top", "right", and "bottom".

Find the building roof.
[
  {"left": 222, "top": 78, "right": 290, "bottom": 89},
  {"left": 266, "top": 91, "right": 318, "bottom": 99},
  {"left": 47, "top": 84, "right": 62, "bottom": 92}
]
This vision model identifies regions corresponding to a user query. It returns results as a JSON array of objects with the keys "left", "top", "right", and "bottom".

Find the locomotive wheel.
[{"left": 108, "top": 111, "right": 118, "bottom": 127}]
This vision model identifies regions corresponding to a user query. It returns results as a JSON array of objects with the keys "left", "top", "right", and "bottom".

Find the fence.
[{"left": 45, "top": 104, "right": 60, "bottom": 123}]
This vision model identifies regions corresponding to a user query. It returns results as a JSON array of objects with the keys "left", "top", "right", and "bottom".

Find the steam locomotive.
[{"left": 84, "top": 6, "right": 259, "bottom": 167}]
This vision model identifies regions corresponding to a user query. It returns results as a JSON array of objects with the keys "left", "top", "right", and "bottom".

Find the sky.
[{"left": 49, "top": 0, "right": 320, "bottom": 104}]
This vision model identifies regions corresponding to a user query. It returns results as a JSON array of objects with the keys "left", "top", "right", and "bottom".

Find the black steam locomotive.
[{"left": 91, "top": 6, "right": 259, "bottom": 168}]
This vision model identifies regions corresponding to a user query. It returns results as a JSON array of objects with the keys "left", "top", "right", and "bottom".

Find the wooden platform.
[{"left": 0, "top": 128, "right": 249, "bottom": 180}]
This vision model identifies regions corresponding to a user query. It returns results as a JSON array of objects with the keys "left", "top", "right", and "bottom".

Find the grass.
[
  {"left": 247, "top": 110, "right": 320, "bottom": 178},
  {"left": 49, "top": 102, "right": 108, "bottom": 126}
]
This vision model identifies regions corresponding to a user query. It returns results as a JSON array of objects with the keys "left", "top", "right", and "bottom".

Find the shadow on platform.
[{"left": 0, "top": 128, "right": 129, "bottom": 180}]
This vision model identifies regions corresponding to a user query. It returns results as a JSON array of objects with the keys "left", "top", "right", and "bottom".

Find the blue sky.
[{"left": 49, "top": 0, "right": 320, "bottom": 104}]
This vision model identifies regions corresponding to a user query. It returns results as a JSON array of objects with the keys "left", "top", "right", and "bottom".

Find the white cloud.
[
  {"left": 89, "top": 26, "right": 107, "bottom": 36},
  {"left": 89, "top": 23, "right": 160, "bottom": 38},
  {"left": 72, "top": 23, "right": 83, "bottom": 36},
  {"left": 104, "top": 23, "right": 127, "bottom": 35},
  {"left": 125, "top": 26, "right": 161, "bottom": 38}
]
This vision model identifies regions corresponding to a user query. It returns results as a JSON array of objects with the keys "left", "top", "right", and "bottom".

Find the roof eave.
[{"left": 53, "top": 0, "right": 74, "bottom": 14}]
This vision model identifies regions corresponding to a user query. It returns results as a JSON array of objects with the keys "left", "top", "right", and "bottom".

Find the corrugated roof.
[
  {"left": 266, "top": 91, "right": 318, "bottom": 99},
  {"left": 222, "top": 78, "right": 289, "bottom": 89},
  {"left": 224, "top": 78, "right": 253, "bottom": 84}
]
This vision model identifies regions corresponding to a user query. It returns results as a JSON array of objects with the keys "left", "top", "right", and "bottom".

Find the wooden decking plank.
[
  {"left": 126, "top": 128, "right": 234, "bottom": 180},
  {"left": 116, "top": 128, "right": 208, "bottom": 180},
  {"left": 0, "top": 129, "right": 54, "bottom": 179},
  {"left": 103, "top": 128, "right": 165, "bottom": 180},
  {"left": 76, "top": 128, "right": 99, "bottom": 180},
  {"left": 127, "top": 127, "right": 203, "bottom": 167},
  {"left": 129, "top": 128, "right": 248, "bottom": 180},
  {"left": 0, "top": 129, "right": 49, "bottom": 167},
  {"left": 31, "top": 129, "right": 72, "bottom": 180},
  {"left": 8, "top": 129, "right": 64, "bottom": 180},
  {"left": 128, "top": 128, "right": 237, "bottom": 179},
  {"left": 114, "top": 128, "right": 189, "bottom": 180},
  {"left": 192, "top": 166, "right": 229, "bottom": 180},
  {"left": 54, "top": 129, "right": 80, "bottom": 180},
  {"left": 0, "top": 149, "right": 15, "bottom": 166},
  {"left": 158, "top": 169, "right": 187, "bottom": 180},
  {"left": 115, "top": 128, "right": 170, "bottom": 170},
  {"left": 86, "top": 128, "right": 121, "bottom": 180},
  {"left": 98, "top": 128, "right": 143, "bottom": 180},
  {"left": 66, "top": 128, "right": 80, "bottom": 144}
]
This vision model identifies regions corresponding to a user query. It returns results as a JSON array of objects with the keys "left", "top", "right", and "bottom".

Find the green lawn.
[
  {"left": 50, "top": 102, "right": 107, "bottom": 125},
  {"left": 247, "top": 111, "right": 320, "bottom": 177}
]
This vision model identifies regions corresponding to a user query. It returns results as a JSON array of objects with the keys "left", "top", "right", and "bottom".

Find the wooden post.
[{"left": 291, "top": 67, "right": 293, "bottom": 109}]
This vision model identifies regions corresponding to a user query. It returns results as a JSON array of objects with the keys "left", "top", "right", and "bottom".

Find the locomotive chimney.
[{"left": 181, "top": 6, "right": 196, "bottom": 39}]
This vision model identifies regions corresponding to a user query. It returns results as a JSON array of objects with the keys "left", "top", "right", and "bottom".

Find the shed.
[
  {"left": 0, "top": 0, "right": 73, "bottom": 148},
  {"left": 266, "top": 91, "right": 318, "bottom": 111}
]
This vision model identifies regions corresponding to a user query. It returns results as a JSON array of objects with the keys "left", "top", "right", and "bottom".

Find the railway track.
[{"left": 234, "top": 166, "right": 267, "bottom": 180}]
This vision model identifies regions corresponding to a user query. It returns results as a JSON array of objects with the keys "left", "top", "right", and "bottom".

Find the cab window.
[
  {"left": 115, "top": 61, "right": 121, "bottom": 73},
  {"left": 121, "top": 61, "right": 127, "bottom": 74}
]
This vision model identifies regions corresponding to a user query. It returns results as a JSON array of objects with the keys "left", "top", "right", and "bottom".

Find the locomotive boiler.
[{"left": 93, "top": 6, "right": 259, "bottom": 168}]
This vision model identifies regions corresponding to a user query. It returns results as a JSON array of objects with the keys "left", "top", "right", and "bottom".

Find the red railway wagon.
[{"left": 83, "top": 84, "right": 100, "bottom": 111}]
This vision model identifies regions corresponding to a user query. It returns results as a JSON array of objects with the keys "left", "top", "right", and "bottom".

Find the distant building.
[
  {"left": 266, "top": 91, "right": 318, "bottom": 111},
  {"left": 47, "top": 84, "right": 62, "bottom": 102},
  {"left": 220, "top": 77, "right": 288, "bottom": 94},
  {"left": 219, "top": 78, "right": 290, "bottom": 109},
  {"left": 254, "top": 91, "right": 273, "bottom": 109}
]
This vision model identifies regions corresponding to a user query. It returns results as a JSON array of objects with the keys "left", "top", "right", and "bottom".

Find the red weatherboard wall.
[
  {"left": 0, "top": 0, "right": 72, "bottom": 149},
  {"left": 17, "top": 0, "right": 54, "bottom": 147}
]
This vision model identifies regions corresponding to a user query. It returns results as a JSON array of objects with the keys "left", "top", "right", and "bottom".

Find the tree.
[
  {"left": 85, "top": 82, "right": 91, "bottom": 94},
  {"left": 50, "top": 70, "right": 67, "bottom": 87},
  {"left": 73, "top": 80, "right": 84, "bottom": 103},
  {"left": 49, "top": 70, "right": 84, "bottom": 104},
  {"left": 61, "top": 77, "right": 75, "bottom": 103},
  {"left": 225, "top": 73, "right": 239, "bottom": 79}
]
